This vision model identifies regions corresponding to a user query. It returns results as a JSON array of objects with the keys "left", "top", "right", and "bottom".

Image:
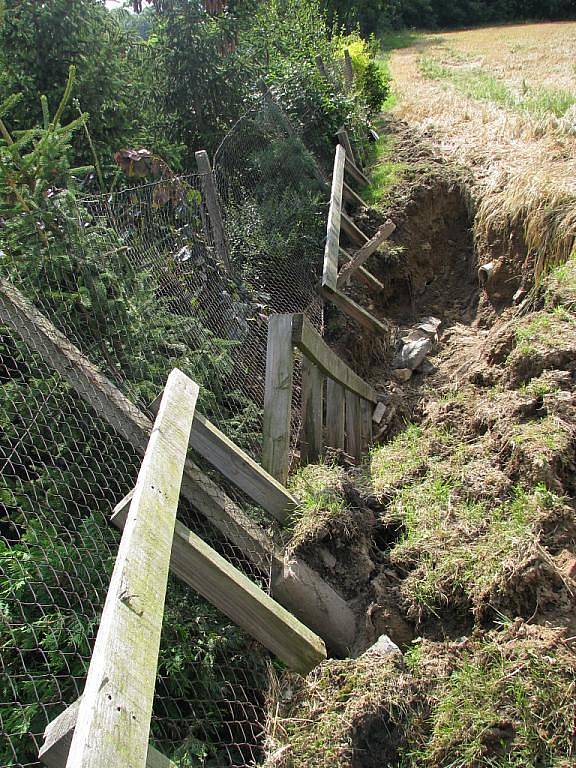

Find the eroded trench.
[{"left": 294, "top": 159, "right": 576, "bottom": 659}]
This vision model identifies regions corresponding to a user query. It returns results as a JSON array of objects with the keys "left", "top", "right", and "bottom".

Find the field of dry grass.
[{"left": 388, "top": 22, "right": 576, "bottom": 277}]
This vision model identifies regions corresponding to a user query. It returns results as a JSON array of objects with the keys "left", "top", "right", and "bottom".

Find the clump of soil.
[{"left": 263, "top": 623, "right": 576, "bottom": 768}]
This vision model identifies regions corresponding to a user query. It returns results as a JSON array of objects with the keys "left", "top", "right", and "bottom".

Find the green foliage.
[{"left": 0, "top": 0, "right": 139, "bottom": 165}]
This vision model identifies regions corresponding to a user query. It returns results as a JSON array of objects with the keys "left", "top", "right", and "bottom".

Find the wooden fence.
[
  {"left": 38, "top": 369, "right": 325, "bottom": 768},
  {"left": 262, "top": 312, "right": 378, "bottom": 484},
  {"left": 322, "top": 139, "right": 396, "bottom": 335},
  {"left": 0, "top": 280, "right": 364, "bottom": 768}
]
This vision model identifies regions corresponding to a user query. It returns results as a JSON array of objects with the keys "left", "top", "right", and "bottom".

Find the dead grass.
[
  {"left": 263, "top": 625, "right": 576, "bottom": 767},
  {"left": 389, "top": 22, "right": 576, "bottom": 280}
]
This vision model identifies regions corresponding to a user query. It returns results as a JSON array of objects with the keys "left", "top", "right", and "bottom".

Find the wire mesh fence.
[{"left": 0, "top": 92, "right": 330, "bottom": 767}]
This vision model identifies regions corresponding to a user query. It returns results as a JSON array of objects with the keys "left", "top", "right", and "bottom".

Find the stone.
[
  {"left": 372, "top": 402, "right": 387, "bottom": 424},
  {"left": 362, "top": 634, "right": 402, "bottom": 658},
  {"left": 401, "top": 336, "right": 432, "bottom": 370},
  {"left": 417, "top": 358, "right": 438, "bottom": 375},
  {"left": 392, "top": 367, "right": 412, "bottom": 382},
  {"left": 401, "top": 328, "right": 430, "bottom": 345}
]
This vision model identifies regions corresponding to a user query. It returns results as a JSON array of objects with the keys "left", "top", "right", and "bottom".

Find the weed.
[
  {"left": 364, "top": 132, "right": 405, "bottom": 205},
  {"left": 287, "top": 462, "right": 350, "bottom": 546}
]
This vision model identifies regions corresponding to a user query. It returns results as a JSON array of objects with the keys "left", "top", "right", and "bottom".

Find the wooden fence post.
[
  {"left": 326, "top": 379, "right": 345, "bottom": 451},
  {"left": 316, "top": 54, "right": 329, "bottom": 80},
  {"left": 195, "top": 150, "right": 232, "bottom": 277},
  {"left": 301, "top": 358, "right": 323, "bottom": 464},
  {"left": 65, "top": 369, "right": 199, "bottom": 768},
  {"left": 343, "top": 50, "right": 354, "bottom": 91},
  {"left": 360, "top": 399, "right": 373, "bottom": 453},
  {"left": 345, "top": 390, "right": 362, "bottom": 462},
  {"left": 336, "top": 127, "right": 356, "bottom": 166},
  {"left": 263, "top": 314, "right": 295, "bottom": 484},
  {"left": 323, "top": 144, "right": 346, "bottom": 290}
]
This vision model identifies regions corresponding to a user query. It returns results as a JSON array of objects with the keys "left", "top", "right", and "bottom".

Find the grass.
[
  {"left": 265, "top": 626, "right": 576, "bottom": 768},
  {"left": 286, "top": 462, "right": 351, "bottom": 547},
  {"left": 379, "top": 29, "right": 421, "bottom": 53},
  {"left": 389, "top": 477, "right": 564, "bottom": 620},
  {"left": 364, "top": 132, "right": 405, "bottom": 205},
  {"left": 509, "top": 416, "right": 573, "bottom": 475},
  {"left": 416, "top": 629, "right": 576, "bottom": 767},
  {"left": 369, "top": 424, "right": 424, "bottom": 491},
  {"left": 546, "top": 251, "right": 576, "bottom": 308},
  {"left": 418, "top": 55, "right": 576, "bottom": 119},
  {"left": 505, "top": 307, "right": 576, "bottom": 380}
]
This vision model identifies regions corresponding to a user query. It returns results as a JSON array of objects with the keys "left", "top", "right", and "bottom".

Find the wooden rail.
[
  {"left": 262, "top": 313, "right": 377, "bottom": 482},
  {"left": 66, "top": 369, "right": 200, "bottom": 768},
  {"left": 321, "top": 142, "right": 396, "bottom": 335}
]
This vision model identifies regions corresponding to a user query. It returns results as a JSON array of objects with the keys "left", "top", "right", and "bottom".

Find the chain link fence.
[{"left": 0, "top": 92, "right": 330, "bottom": 767}]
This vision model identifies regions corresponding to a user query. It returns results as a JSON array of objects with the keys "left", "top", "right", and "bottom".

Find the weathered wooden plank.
[
  {"left": 39, "top": 700, "right": 175, "bottom": 768},
  {"left": 323, "top": 145, "right": 346, "bottom": 291},
  {"left": 0, "top": 279, "right": 275, "bottom": 572},
  {"left": 292, "top": 314, "right": 377, "bottom": 403},
  {"left": 111, "top": 488, "right": 356, "bottom": 656},
  {"left": 262, "top": 314, "right": 295, "bottom": 485},
  {"left": 341, "top": 212, "right": 369, "bottom": 247},
  {"left": 149, "top": 393, "right": 295, "bottom": 524},
  {"left": 111, "top": 504, "right": 326, "bottom": 674},
  {"left": 195, "top": 150, "right": 232, "bottom": 277},
  {"left": 336, "top": 127, "right": 355, "bottom": 165},
  {"left": 344, "top": 155, "right": 370, "bottom": 186},
  {"left": 325, "top": 379, "right": 345, "bottom": 451},
  {"left": 338, "top": 246, "right": 384, "bottom": 293},
  {"left": 321, "top": 283, "right": 389, "bottom": 336},
  {"left": 345, "top": 390, "right": 362, "bottom": 462},
  {"left": 300, "top": 359, "right": 323, "bottom": 464},
  {"left": 337, "top": 220, "right": 396, "bottom": 288},
  {"left": 342, "top": 181, "right": 368, "bottom": 209},
  {"left": 66, "top": 369, "right": 199, "bottom": 768},
  {"left": 360, "top": 399, "right": 373, "bottom": 453}
]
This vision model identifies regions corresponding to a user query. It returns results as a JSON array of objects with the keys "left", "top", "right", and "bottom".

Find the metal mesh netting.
[
  {"left": 214, "top": 97, "right": 326, "bottom": 453},
  {"left": 0, "top": 332, "right": 271, "bottom": 767},
  {"left": 0, "top": 97, "right": 329, "bottom": 766}
]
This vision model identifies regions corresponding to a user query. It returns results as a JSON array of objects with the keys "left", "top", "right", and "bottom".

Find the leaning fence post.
[
  {"left": 343, "top": 49, "right": 354, "bottom": 91},
  {"left": 195, "top": 150, "right": 232, "bottom": 277},
  {"left": 65, "top": 369, "right": 199, "bottom": 768},
  {"left": 336, "top": 127, "right": 356, "bottom": 167},
  {"left": 263, "top": 314, "right": 295, "bottom": 485}
]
